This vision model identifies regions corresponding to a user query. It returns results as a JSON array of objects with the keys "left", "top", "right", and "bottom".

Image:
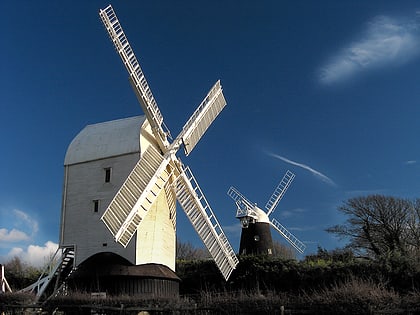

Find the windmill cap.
[
  {"left": 254, "top": 206, "right": 270, "bottom": 223},
  {"left": 64, "top": 116, "right": 146, "bottom": 165}
]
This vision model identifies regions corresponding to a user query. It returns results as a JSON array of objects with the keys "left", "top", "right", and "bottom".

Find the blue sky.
[{"left": 1, "top": 1, "right": 420, "bottom": 267}]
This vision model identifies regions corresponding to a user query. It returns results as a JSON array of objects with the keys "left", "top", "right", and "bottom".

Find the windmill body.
[
  {"left": 61, "top": 116, "right": 146, "bottom": 268},
  {"left": 61, "top": 116, "right": 177, "bottom": 270},
  {"left": 56, "top": 116, "right": 183, "bottom": 297},
  {"left": 228, "top": 171, "right": 306, "bottom": 256},
  {"left": 237, "top": 205, "right": 274, "bottom": 255}
]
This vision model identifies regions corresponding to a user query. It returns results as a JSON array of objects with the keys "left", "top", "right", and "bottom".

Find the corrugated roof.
[{"left": 64, "top": 116, "right": 146, "bottom": 165}]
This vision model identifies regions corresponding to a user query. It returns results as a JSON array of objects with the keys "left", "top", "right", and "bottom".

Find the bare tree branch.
[{"left": 327, "top": 195, "right": 420, "bottom": 260}]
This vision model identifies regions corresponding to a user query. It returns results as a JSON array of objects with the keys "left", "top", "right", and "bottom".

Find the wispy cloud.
[
  {"left": 280, "top": 208, "right": 306, "bottom": 218},
  {"left": 222, "top": 223, "right": 242, "bottom": 236},
  {"left": 319, "top": 15, "right": 420, "bottom": 84},
  {"left": 345, "top": 189, "right": 387, "bottom": 196},
  {"left": 13, "top": 209, "right": 39, "bottom": 236},
  {"left": 287, "top": 226, "right": 311, "bottom": 232},
  {"left": 268, "top": 153, "right": 336, "bottom": 186},
  {"left": 404, "top": 160, "right": 417, "bottom": 165}
]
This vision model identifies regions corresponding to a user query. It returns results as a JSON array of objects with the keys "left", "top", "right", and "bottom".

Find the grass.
[{"left": 1, "top": 277, "right": 419, "bottom": 314}]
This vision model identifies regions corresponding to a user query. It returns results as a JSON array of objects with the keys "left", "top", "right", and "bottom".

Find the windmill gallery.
[{"left": 16, "top": 4, "right": 305, "bottom": 300}]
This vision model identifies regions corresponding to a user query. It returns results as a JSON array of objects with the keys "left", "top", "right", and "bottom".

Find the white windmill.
[
  {"left": 227, "top": 170, "right": 306, "bottom": 255},
  {"left": 19, "top": 4, "right": 238, "bottom": 300},
  {"left": 98, "top": 5, "right": 238, "bottom": 280}
]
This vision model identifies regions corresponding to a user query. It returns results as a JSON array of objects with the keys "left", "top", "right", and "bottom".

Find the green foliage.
[
  {"left": 177, "top": 253, "right": 420, "bottom": 297},
  {"left": 176, "top": 259, "right": 225, "bottom": 294},
  {"left": 304, "top": 246, "right": 355, "bottom": 266},
  {"left": 2, "top": 255, "right": 420, "bottom": 314}
]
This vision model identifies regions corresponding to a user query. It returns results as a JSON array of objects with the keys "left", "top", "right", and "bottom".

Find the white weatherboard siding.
[{"left": 60, "top": 153, "right": 139, "bottom": 266}]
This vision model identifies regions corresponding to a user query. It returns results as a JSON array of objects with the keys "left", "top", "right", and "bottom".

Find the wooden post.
[
  {"left": 0, "top": 264, "right": 12, "bottom": 293},
  {"left": 1, "top": 264, "right": 5, "bottom": 293}
]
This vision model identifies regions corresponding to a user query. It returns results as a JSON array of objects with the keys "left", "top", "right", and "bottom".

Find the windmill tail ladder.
[{"left": 18, "top": 246, "right": 75, "bottom": 301}]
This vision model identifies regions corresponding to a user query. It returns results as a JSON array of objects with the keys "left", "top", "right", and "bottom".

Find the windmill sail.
[
  {"left": 227, "top": 186, "right": 256, "bottom": 218},
  {"left": 174, "top": 166, "right": 238, "bottom": 280},
  {"left": 99, "top": 5, "right": 170, "bottom": 147},
  {"left": 99, "top": 5, "right": 237, "bottom": 280},
  {"left": 101, "top": 145, "right": 171, "bottom": 247},
  {"left": 270, "top": 218, "right": 306, "bottom": 254},
  {"left": 265, "top": 170, "right": 295, "bottom": 217},
  {"left": 175, "top": 80, "right": 226, "bottom": 156}
]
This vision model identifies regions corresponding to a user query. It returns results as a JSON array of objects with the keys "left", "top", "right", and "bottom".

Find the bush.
[{"left": 303, "top": 277, "right": 400, "bottom": 314}]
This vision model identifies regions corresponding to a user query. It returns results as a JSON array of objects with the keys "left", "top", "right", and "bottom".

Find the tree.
[
  {"left": 176, "top": 240, "right": 210, "bottom": 260},
  {"left": 406, "top": 199, "right": 420, "bottom": 258},
  {"left": 3, "top": 256, "right": 42, "bottom": 290},
  {"left": 272, "top": 240, "right": 296, "bottom": 259},
  {"left": 327, "top": 195, "right": 420, "bottom": 260},
  {"left": 304, "top": 246, "right": 355, "bottom": 265}
]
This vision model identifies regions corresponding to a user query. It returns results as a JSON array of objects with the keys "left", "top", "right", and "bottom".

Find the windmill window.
[
  {"left": 93, "top": 200, "right": 99, "bottom": 213},
  {"left": 104, "top": 168, "right": 112, "bottom": 183}
]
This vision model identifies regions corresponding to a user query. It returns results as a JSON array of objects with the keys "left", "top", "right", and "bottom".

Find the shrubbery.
[
  {"left": 176, "top": 253, "right": 420, "bottom": 295},
  {"left": 173, "top": 253, "right": 420, "bottom": 313},
  {"left": 2, "top": 250, "right": 420, "bottom": 313}
]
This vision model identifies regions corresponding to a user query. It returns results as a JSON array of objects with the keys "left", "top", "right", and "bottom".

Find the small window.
[
  {"left": 93, "top": 200, "right": 99, "bottom": 213},
  {"left": 104, "top": 168, "right": 111, "bottom": 183}
]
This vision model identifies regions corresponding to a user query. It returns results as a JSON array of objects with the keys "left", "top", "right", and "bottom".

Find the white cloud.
[
  {"left": 0, "top": 209, "right": 39, "bottom": 245},
  {"left": 3, "top": 241, "right": 59, "bottom": 268},
  {"left": 319, "top": 15, "right": 420, "bottom": 84},
  {"left": 404, "top": 160, "right": 417, "bottom": 165},
  {"left": 0, "top": 228, "right": 30, "bottom": 242},
  {"left": 268, "top": 153, "right": 336, "bottom": 186},
  {"left": 0, "top": 208, "right": 55, "bottom": 269}
]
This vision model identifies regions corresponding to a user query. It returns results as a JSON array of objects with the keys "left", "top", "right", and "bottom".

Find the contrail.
[{"left": 269, "top": 153, "right": 336, "bottom": 187}]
